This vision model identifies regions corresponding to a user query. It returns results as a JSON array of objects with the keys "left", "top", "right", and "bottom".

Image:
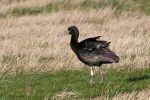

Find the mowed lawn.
[{"left": 0, "top": 68, "right": 150, "bottom": 99}]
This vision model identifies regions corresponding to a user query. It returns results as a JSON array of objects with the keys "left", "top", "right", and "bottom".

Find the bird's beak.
[
  {"left": 57, "top": 30, "right": 70, "bottom": 37},
  {"left": 64, "top": 30, "right": 70, "bottom": 34}
]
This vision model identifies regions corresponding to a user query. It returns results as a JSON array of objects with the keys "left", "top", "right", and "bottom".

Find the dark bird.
[{"left": 66, "top": 26, "right": 119, "bottom": 83}]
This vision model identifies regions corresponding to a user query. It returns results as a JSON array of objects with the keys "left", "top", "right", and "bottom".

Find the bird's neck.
[
  {"left": 70, "top": 34, "right": 79, "bottom": 53},
  {"left": 71, "top": 34, "right": 78, "bottom": 45}
]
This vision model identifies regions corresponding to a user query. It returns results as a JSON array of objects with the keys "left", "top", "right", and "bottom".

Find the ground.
[{"left": 0, "top": 0, "right": 150, "bottom": 99}]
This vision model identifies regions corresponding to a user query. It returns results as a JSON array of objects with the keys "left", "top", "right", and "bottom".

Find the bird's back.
[{"left": 79, "top": 36, "right": 110, "bottom": 50}]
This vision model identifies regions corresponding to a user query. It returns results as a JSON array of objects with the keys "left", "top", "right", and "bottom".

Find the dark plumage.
[{"left": 66, "top": 26, "right": 119, "bottom": 82}]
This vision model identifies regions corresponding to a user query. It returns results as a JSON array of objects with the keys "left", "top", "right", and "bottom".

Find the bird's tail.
[
  {"left": 103, "top": 48, "right": 119, "bottom": 63},
  {"left": 113, "top": 55, "right": 119, "bottom": 63}
]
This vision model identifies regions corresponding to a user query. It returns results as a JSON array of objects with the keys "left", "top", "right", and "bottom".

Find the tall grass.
[{"left": 0, "top": 9, "right": 150, "bottom": 74}]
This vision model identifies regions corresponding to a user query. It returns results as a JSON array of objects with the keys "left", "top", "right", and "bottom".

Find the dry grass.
[
  {"left": 51, "top": 91, "right": 78, "bottom": 100},
  {"left": 92, "top": 89, "right": 150, "bottom": 100},
  {"left": 51, "top": 89, "right": 150, "bottom": 100},
  {"left": 113, "top": 89, "right": 150, "bottom": 100},
  {"left": 0, "top": 9, "right": 150, "bottom": 75}
]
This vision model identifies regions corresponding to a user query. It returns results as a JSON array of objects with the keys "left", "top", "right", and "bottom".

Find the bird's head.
[{"left": 65, "top": 26, "right": 79, "bottom": 36}]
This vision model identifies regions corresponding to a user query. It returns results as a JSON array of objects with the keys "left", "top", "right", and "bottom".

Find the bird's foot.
[
  {"left": 100, "top": 75, "right": 105, "bottom": 82},
  {"left": 90, "top": 78, "right": 94, "bottom": 84}
]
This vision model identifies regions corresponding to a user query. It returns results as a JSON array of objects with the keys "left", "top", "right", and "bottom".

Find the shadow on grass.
[{"left": 127, "top": 74, "right": 150, "bottom": 82}]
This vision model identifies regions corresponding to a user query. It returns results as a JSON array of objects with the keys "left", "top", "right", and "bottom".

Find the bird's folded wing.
[{"left": 79, "top": 48, "right": 118, "bottom": 63}]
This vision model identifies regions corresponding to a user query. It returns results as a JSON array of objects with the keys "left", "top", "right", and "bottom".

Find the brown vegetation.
[{"left": 0, "top": 9, "right": 150, "bottom": 74}]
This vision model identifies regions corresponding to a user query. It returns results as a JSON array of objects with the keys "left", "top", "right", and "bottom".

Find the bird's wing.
[
  {"left": 79, "top": 36, "right": 110, "bottom": 50},
  {"left": 79, "top": 48, "right": 119, "bottom": 63},
  {"left": 84, "top": 36, "right": 101, "bottom": 41},
  {"left": 80, "top": 36, "right": 101, "bottom": 42}
]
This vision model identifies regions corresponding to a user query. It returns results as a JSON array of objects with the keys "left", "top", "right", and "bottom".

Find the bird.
[{"left": 65, "top": 26, "right": 119, "bottom": 83}]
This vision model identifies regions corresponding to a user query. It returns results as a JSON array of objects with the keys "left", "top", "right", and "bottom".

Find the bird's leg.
[
  {"left": 90, "top": 66, "right": 94, "bottom": 83},
  {"left": 99, "top": 66, "right": 104, "bottom": 81},
  {"left": 93, "top": 66, "right": 95, "bottom": 75}
]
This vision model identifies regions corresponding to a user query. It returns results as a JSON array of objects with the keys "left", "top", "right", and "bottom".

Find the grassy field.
[
  {"left": 0, "top": 0, "right": 150, "bottom": 99},
  {"left": 1, "top": 68, "right": 150, "bottom": 99}
]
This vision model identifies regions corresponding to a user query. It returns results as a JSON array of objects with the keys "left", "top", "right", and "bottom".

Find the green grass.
[
  {"left": 134, "top": 0, "right": 150, "bottom": 15},
  {"left": 0, "top": 67, "right": 150, "bottom": 99},
  {"left": 0, "top": 0, "right": 150, "bottom": 17},
  {"left": 2, "top": 0, "right": 75, "bottom": 17}
]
